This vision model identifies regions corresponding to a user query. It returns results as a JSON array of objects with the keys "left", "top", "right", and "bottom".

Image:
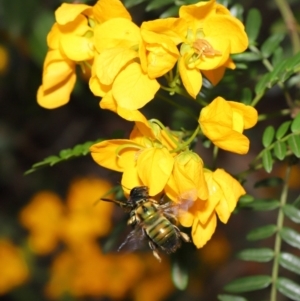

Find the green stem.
[
  {"left": 274, "top": 0, "right": 300, "bottom": 54},
  {"left": 170, "top": 126, "right": 200, "bottom": 153},
  {"left": 270, "top": 164, "right": 291, "bottom": 301},
  {"left": 212, "top": 145, "right": 219, "bottom": 170},
  {"left": 156, "top": 93, "right": 198, "bottom": 122},
  {"left": 257, "top": 108, "right": 290, "bottom": 121}
]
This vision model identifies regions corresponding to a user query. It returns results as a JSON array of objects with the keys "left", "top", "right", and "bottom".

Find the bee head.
[{"left": 128, "top": 186, "right": 149, "bottom": 204}]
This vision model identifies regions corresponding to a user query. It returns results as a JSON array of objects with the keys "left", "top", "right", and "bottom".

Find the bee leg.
[
  {"left": 148, "top": 241, "right": 162, "bottom": 262},
  {"left": 179, "top": 231, "right": 191, "bottom": 242},
  {"left": 127, "top": 214, "right": 136, "bottom": 226},
  {"left": 173, "top": 225, "right": 191, "bottom": 242}
]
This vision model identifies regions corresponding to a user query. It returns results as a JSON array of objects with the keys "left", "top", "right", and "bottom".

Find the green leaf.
[
  {"left": 254, "top": 177, "right": 283, "bottom": 188},
  {"left": 283, "top": 204, "right": 300, "bottom": 223},
  {"left": 280, "top": 227, "right": 300, "bottom": 249},
  {"left": 279, "top": 252, "right": 300, "bottom": 275},
  {"left": 291, "top": 113, "right": 300, "bottom": 133},
  {"left": 232, "top": 52, "right": 262, "bottom": 62},
  {"left": 241, "top": 199, "right": 280, "bottom": 211},
  {"left": 171, "top": 260, "right": 189, "bottom": 291},
  {"left": 238, "top": 194, "right": 255, "bottom": 206},
  {"left": 224, "top": 275, "right": 272, "bottom": 293},
  {"left": 262, "top": 126, "right": 275, "bottom": 147},
  {"left": 272, "top": 47, "right": 283, "bottom": 67},
  {"left": 25, "top": 139, "right": 103, "bottom": 175},
  {"left": 218, "top": 294, "right": 248, "bottom": 301},
  {"left": 160, "top": 5, "right": 179, "bottom": 18},
  {"left": 245, "top": 8, "right": 262, "bottom": 44},
  {"left": 274, "top": 140, "right": 287, "bottom": 160},
  {"left": 247, "top": 225, "right": 277, "bottom": 241},
  {"left": 285, "top": 51, "right": 300, "bottom": 71},
  {"left": 276, "top": 121, "right": 291, "bottom": 139},
  {"left": 237, "top": 248, "right": 274, "bottom": 262},
  {"left": 261, "top": 33, "right": 285, "bottom": 58},
  {"left": 123, "top": 0, "right": 146, "bottom": 8},
  {"left": 255, "top": 72, "right": 273, "bottom": 96},
  {"left": 276, "top": 277, "right": 300, "bottom": 301},
  {"left": 146, "top": 0, "right": 174, "bottom": 11},
  {"left": 262, "top": 150, "right": 273, "bottom": 173},
  {"left": 288, "top": 135, "right": 300, "bottom": 157}
]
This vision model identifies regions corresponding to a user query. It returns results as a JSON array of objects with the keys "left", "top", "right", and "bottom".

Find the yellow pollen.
[{"left": 193, "top": 39, "right": 221, "bottom": 57}]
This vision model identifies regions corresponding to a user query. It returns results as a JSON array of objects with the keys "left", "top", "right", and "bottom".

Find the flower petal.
[
  {"left": 60, "top": 35, "right": 94, "bottom": 61},
  {"left": 192, "top": 213, "right": 217, "bottom": 248},
  {"left": 37, "top": 72, "right": 76, "bottom": 109},
  {"left": 55, "top": 3, "right": 91, "bottom": 25},
  {"left": 94, "top": 18, "right": 140, "bottom": 52},
  {"left": 95, "top": 48, "right": 138, "bottom": 85},
  {"left": 137, "top": 147, "right": 174, "bottom": 196},
  {"left": 93, "top": 0, "right": 132, "bottom": 23},
  {"left": 178, "top": 56, "right": 202, "bottom": 99},
  {"left": 90, "top": 140, "right": 139, "bottom": 172},
  {"left": 112, "top": 62, "right": 160, "bottom": 110}
]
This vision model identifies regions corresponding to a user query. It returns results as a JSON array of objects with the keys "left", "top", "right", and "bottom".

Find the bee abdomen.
[{"left": 147, "top": 217, "right": 180, "bottom": 253}]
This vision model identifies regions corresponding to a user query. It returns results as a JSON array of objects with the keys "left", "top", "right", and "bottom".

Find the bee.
[{"left": 101, "top": 186, "right": 191, "bottom": 262}]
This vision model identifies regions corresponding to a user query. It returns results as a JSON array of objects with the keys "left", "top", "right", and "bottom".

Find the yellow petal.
[
  {"left": 141, "top": 29, "right": 179, "bottom": 78},
  {"left": 90, "top": 139, "right": 139, "bottom": 172},
  {"left": 213, "top": 169, "right": 246, "bottom": 214},
  {"left": 95, "top": 48, "right": 138, "bottom": 85},
  {"left": 141, "top": 18, "right": 186, "bottom": 45},
  {"left": 195, "top": 37, "right": 230, "bottom": 70},
  {"left": 94, "top": 18, "right": 140, "bottom": 52},
  {"left": 121, "top": 167, "right": 143, "bottom": 196},
  {"left": 47, "top": 23, "right": 60, "bottom": 49},
  {"left": 179, "top": 0, "right": 216, "bottom": 31},
  {"left": 93, "top": 0, "right": 132, "bottom": 23},
  {"left": 137, "top": 147, "right": 174, "bottom": 196},
  {"left": 60, "top": 35, "right": 94, "bottom": 61},
  {"left": 202, "top": 58, "right": 235, "bottom": 85},
  {"left": 228, "top": 101, "right": 258, "bottom": 129},
  {"left": 112, "top": 62, "right": 160, "bottom": 110},
  {"left": 42, "top": 50, "right": 74, "bottom": 90},
  {"left": 199, "top": 97, "right": 251, "bottom": 154},
  {"left": 192, "top": 213, "right": 217, "bottom": 248},
  {"left": 55, "top": 3, "right": 91, "bottom": 25},
  {"left": 37, "top": 72, "right": 76, "bottom": 109},
  {"left": 205, "top": 14, "right": 248, "bottom": 53},
  {"left": 178, "top": 56, "right": 202, "bottom": 98}
]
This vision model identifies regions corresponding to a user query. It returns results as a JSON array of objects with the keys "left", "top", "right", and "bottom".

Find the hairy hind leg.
[{"left": 148, "top": 240, "right": 162, "bottom": 262}]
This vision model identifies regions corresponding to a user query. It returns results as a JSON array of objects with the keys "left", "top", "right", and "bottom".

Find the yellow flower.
[
  {"left": 61, "top": 178, "right": 114, "bottom": 246},
  {"left": 179, "top": 169, "right": 245, "bottom": 248},
  {"left": 199, "top": 96, "right": 258, "bottom": 154},
  {"left": 176, "top": 0, "right": 248, "bottom": 98},
  {"left": 0, "top": 240, "right": 29, "bottom": 294},
  {"left": 19, "top": 191, "right": 65, "bottom": 254},
  {"left": 165, "top": 150, "right": 208, "bottom": 203},
  {"left": 20, "top": 177, "right": 114, "bottom": 252},
  {"left": 37, "top": 0, "right": 129, "bottom": 109},
  {"left": 90, "top": 18, "right": 162, "bottom": 112},
  {"left": 45, "top": 242, "right": 144, "bottom": 299},
  {"left": 90, "top": 115, "right": 176, "bottom": 196}
]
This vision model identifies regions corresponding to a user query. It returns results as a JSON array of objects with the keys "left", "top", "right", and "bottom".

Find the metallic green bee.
[{"left": 101, "top": 186, "right": 191, "bottom": 262}]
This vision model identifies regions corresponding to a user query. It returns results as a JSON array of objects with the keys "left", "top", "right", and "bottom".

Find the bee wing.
[
  {"left": 118, "top": 226, "right": 147, "bottom": 252},
  {"left": 158, "top": 189, "right": 197, "bottom": 220}
]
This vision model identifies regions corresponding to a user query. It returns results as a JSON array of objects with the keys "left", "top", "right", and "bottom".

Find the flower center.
[{"left": 193, "top": 39, "right": 221, "bottom": 58}]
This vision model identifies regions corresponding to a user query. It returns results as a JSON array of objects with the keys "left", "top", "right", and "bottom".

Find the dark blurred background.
[{"left": 1, "top": 0, "right": 300, "bottom": 300}]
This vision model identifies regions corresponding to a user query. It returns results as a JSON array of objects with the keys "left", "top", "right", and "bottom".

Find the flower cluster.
[
  {"left": 19, "top": 177, "right": 174, "bottom": 300},
  {"left": 0, "top": 240, "right": 29, "bottom": 294},
  {"left": 37, "top": 0, "right": 248, "bottom": 114},
  {"left": 90, "top": 97, "right": 257, "bottom": 247},
  {"left": 37, "top": 0, "right": 258, "bottom": 250}
]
